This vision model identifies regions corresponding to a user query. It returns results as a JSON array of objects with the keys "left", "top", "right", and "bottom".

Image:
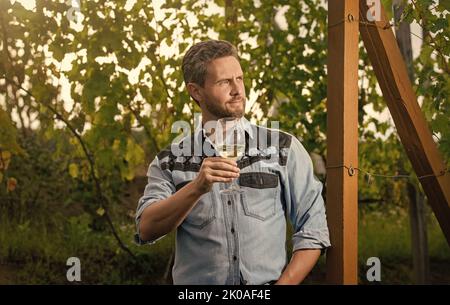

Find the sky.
[{"left": 10, "top": 0, "right": 426, "bottom": 139}]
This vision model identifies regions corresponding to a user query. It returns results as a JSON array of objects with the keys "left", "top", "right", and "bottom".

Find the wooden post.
[
  {"left": 407, "top": 184, "right": 431, "bottom": 283},
  {"left": 393, "top": 0, "right": 430, "bottom": 284},
  {"left": 326, "top": 0, "right": 359, "bottom": 284},
  {"left": 393, "top": 0, "right": 414, "bottom": 80},
  {"left": 359, "top": 0, "right": 450, "bottom": 246}
]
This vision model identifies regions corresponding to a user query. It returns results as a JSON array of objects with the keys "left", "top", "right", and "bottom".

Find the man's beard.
[{"left": 205, "top": 97, "right": 246, "bottom": 119}]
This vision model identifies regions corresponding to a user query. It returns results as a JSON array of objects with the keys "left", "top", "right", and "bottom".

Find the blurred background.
[{"left": 0, "top": 0, "right": 449, "bottom": 284}]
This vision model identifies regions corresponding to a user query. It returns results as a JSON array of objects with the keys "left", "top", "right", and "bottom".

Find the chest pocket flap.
[{"left": 239, "top": 172, "right": 278, "bottom": 189}]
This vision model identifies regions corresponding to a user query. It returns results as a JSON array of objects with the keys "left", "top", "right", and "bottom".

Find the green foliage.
[
  {"left": 1, "top": 0, "right": 447, "bottom": 206},
  {"left": 403, "top": 0, "right": 450, "bottom": 163},
  {"left": 0, "top": 109, "right": 23, "bottom": 154},
  {"left": 0, "top": 212, "right": 174, "bottom": 284},
  {"left": 357, "top": 0, "right": 449, "bottom": 208},
  {"left": 358, "top": 205, "right": 450, "bottom": 284}
]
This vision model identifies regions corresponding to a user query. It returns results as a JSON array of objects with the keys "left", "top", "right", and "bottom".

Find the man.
[{"left": 135, "top": 40, "right": 330, "bottom": 285}]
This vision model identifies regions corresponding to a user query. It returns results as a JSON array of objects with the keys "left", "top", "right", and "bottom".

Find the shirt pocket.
[
  {"left": 184, "top": 187, "right": 216, "bottom": 229},
  {"left": 239, "top": 172, "right": 279, "bottom": 221}
]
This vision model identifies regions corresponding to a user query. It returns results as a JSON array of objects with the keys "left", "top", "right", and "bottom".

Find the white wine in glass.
[
  {"left": 215, "top": 117, "right": 245, "bottom": 194},
  {"left": 218, "top": 144, "right": 245, "bottom": 161}
]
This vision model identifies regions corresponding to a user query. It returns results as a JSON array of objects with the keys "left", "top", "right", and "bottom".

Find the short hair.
[{"left": 182, "top": 40, "right": 239, "bottom": 87}]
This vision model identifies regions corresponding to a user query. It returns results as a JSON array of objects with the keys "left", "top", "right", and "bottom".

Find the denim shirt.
[{"left": 135, "top": 119, "right": 331, "bottom": 285}]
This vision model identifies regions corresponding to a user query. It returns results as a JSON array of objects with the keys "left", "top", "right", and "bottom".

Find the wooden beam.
[
  {"left": 393, "top": 0, "right": 430, "bottom": 284},
  {"left": 359, "top": 0, "right": 450, "bottom": 245},
  {"left": 326, "top": 0, "right": 359, "bottom": 284}
]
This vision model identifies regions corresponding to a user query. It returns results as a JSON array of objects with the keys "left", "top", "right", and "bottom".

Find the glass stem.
[{"left": 231, "top": 176, "right": 239, "bottom": 189}]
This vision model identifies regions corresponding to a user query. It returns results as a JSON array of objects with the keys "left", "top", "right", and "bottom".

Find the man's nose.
[{"left": 230, "top": 79, "right": 242, "bottom": 96}]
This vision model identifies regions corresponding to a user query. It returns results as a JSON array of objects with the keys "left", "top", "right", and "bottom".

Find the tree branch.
[
  {"left": 127, "top": 103, "right": 160, "bottom": 153},
  {"left": 2, "top": 76, "right": 137, "bottom": 260}
]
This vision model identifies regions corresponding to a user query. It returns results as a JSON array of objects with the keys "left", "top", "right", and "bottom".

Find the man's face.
[{"left": 189, "top": 56, "right": 246, "bottom": 120}]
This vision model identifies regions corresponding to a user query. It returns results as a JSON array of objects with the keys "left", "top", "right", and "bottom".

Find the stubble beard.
[{"left": 205, "top": 97, "right": 246, "bottom": 120}]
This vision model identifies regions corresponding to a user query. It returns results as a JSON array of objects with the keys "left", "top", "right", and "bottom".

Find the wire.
[
  {"left": 327, "top": 10, "right": 449, "bottom": 183},
  {"left": 328, "top": 13, "right": 448, "bottom": 61},
  {"left": 328, "top": 14, "right": 393, "bottom": 30},
  {"left": 326, "top": 164, "right": 448, "bottom": 184}
]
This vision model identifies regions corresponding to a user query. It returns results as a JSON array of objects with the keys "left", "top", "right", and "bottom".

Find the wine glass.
[{"left": 214, "top": 117, "right": 245, "bottom": 194}]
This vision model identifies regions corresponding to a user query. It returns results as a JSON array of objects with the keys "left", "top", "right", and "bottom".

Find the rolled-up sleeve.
[
  {"left": 283, "top": 137, "right": 331, "bottom": 252},
  {"left": 134, "top": 155, "right": 176, "bottom": 245}
]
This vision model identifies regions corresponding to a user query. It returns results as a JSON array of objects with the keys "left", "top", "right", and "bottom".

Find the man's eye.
[{"left": 220, "top": 80, "right": 230, "bottom": 85}]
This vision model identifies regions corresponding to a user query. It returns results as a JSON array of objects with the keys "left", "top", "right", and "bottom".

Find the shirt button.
[
  {"left": 227, "top": 200, "right": 231, "bottom": 206},
  {"left": 231, "top": 228, "right": 235, "bottom": 234},
  {"left": 233, "top": 256, "right": 237, "bottom": 261}
]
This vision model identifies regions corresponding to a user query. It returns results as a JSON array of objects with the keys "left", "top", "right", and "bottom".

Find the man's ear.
[{"left": 186, "top": 83, "right": 202, "bottom": 104}]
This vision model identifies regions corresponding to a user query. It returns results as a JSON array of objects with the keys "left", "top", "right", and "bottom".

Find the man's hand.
[
  {"left": 139, "top": 157, "right": 239, "bottom": 242},
  {"left": 192, "top": 157, "right": 240, "bottom": 194}
]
